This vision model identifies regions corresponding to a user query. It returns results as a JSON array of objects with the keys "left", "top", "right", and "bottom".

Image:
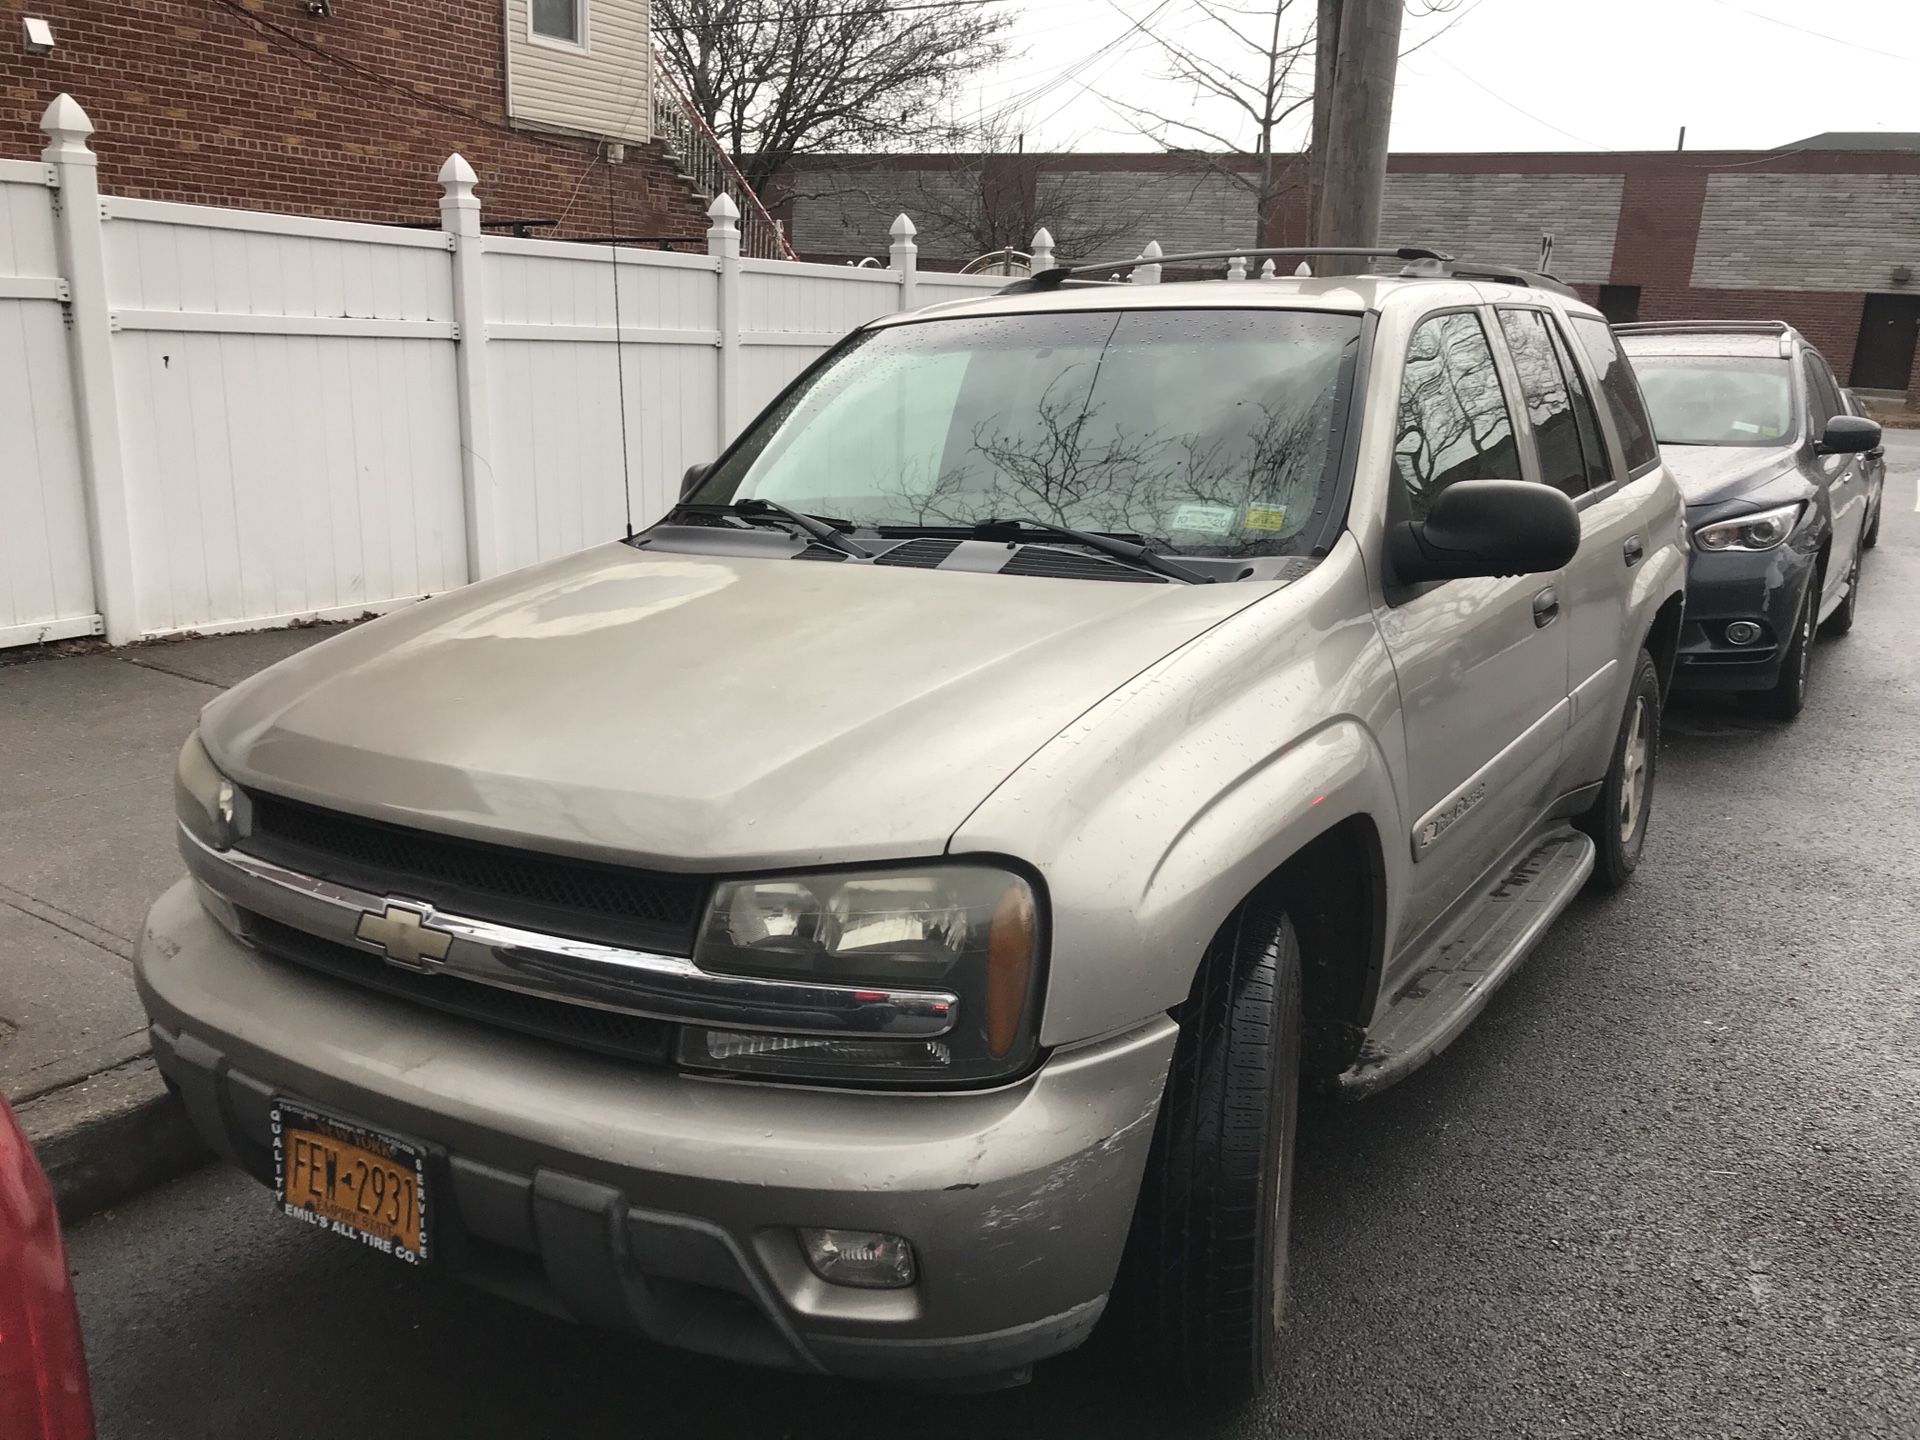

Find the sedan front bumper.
[{"left": 137, "top": 879, "right": 1176, "bottom": 1385}]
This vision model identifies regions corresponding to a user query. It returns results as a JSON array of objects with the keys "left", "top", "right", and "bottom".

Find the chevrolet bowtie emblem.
[{"left": 355, "top": 902, "right": 455, "bottom": 972}]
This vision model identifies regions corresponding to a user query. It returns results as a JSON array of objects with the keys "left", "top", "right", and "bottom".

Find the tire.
[
  {"left": 1119, "top": 887, "right": 1303, "bottom": 1404},
  {"left": 1747, "top": 580, "right": 1817, "bottom": 721},
  {"left": 1822, "top": 549, "right": 1861, "bottom": 637},
  {"left": 1577, "top": 649, "right": 1661, "bottom": 892},
  {"left": 1862, "top": 489, "right": 1881, "bottom": 550}
]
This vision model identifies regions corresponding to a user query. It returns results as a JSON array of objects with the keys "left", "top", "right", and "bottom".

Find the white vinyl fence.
[{"left": 0, "top": 95, "right": 1021, "bottom": 648}]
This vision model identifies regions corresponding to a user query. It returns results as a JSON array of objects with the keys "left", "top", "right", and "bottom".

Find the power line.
[
  {"left": 1698, "top": 0, "right": 1917, "bottom": 65},
  {"left": 1432, "top": 57, "right": 1613, "bottom": 151}
]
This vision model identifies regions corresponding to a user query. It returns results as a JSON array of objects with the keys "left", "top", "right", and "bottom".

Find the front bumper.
[
  {"left": 1671, "top": 543, "right": 1814, "bottom": 693},
  {"left": 138, "top": 879, "right": 1176, "bottom": 1385}
]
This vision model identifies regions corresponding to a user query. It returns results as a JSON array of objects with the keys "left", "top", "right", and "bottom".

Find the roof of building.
[{"left": 1789, "top": 132, "right": 1920, "bottom": 152}]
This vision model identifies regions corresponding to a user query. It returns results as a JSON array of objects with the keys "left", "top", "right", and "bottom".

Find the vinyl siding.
[{"left": 505, "top": 0, "right": 652, "bottom": 145}]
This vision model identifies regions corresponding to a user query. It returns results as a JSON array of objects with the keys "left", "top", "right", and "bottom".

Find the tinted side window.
[
  {"left": 1800, "top": 352, "right": 1841, "bottom": 433},
  {"left": 1498, "top": 308, "right": 1596, "bottom": 499},
  {"left": 1546, "top": 317, "right": 1613, "bottom": 491},
  {"left": 1569, "top": 316, "right": 1660, "bottom": 472},
  {"left": 1394, "top": 312, "right": 1520, "bottom": 521}
]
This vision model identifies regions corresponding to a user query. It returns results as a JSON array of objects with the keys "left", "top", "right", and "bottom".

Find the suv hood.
[
  {"left": 201, "top": 543, "right": 1271, "bottom": 871},
  {"left": 1658, "top": 442, "right": 1799, "bottom": 506}
]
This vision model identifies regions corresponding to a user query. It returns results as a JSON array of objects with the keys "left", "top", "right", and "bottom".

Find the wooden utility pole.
[
  {"left": 1308, "top": 0, "right": 1342, "bottom": 243},
  {"left": 1314, "top": 0, "right": 1403, "bottom": 272}
]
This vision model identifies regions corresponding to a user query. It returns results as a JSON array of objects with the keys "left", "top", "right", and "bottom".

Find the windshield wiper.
[
  {"left": 724, "top": 498, "right": 873, "bottom": 559},
  {"left": 973, "top": 517, "right": 1213, "bottom": 585}
]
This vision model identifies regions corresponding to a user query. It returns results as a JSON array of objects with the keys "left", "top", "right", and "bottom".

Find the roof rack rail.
[
  {"left": 1448, "top": 264, "right": 1581, "bottom": 301},
  {"left": 1000, "top": 245, "right": 1454, "bottom": 294},
  {"left": 998, "top": 245, "right": 1593, "bottom": 301},
  {"left": 1613, "top": 320, "right": 1792, "bottom": 335}
]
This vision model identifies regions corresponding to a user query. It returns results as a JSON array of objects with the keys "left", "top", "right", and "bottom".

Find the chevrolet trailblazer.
[{"left": 139, "top": 248, "right": 1687, "bottom": 1400}]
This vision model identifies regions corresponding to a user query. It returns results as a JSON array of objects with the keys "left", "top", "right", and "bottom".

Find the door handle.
[
  {"left": 1622, "top": 535, "right": 1645, "bottom": 567},
  {"left": 1533, "top": 586, "right": 1560, "bottom": 628}
]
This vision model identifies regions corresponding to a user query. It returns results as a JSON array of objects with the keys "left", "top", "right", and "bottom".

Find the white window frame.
[{"left": 528, "top": 0, "right": 589, "bottom": 53}]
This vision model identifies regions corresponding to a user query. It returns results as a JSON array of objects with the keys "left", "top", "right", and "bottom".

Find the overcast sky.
[{"left": 962, "top": 0, "right": 1917, "bottom": 155}]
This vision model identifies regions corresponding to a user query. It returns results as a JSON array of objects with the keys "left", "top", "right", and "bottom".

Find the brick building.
[
  {"left": 788, "top": 142, "right": 1920, "bottom": 394},
  {"left": 0, "top": 0, "right": 705, "bottom": 241}
]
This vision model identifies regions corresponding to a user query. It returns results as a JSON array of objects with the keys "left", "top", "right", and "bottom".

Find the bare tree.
[
  {"left": 1098, "top": 0, "right": 1317, "bottom": 249},
  {"left": 1101, "top": 0, "right": 1462, "bottom": 249},
  {"left": 654, "top": 0, "right": 1011, "bottom": 196}
]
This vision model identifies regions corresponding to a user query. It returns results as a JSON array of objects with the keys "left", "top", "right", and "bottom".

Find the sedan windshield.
[
  {"left": 688, "top": 308, "right": 1362, "bottom": 558},
  {"left": 1630, "top": 355, "right": 1794, "bottom": 447}
]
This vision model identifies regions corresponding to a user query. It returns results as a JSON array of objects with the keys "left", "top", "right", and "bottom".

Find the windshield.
[
  {"left": 688, "top": 308, "right": 1362, "bottom": 557},
  {"left": 1629, "top": 355, "right": 1794, "bottom": 448}
]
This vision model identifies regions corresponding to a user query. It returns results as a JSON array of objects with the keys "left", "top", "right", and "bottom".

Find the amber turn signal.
[{"left": 985, "top": 884, "right": 1035, "bottom": 1058}]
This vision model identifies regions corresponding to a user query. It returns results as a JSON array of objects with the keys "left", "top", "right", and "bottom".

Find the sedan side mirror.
[
  {"left": 681, "top": 461, "right": 711, "bottom": 498},
  {"left": 1390, "top": 479, "right": 1581, "bottom": 584},
  {"left": 1816, "top": 415, "right": 1881, "bottom": 455}
]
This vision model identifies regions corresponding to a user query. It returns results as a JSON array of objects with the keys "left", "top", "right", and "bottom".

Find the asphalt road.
[{"left": 69, "top": 433, "right": 1920, "bottom": 1439}]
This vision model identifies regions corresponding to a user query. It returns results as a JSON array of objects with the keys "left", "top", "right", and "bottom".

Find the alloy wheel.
[{"left": 1618, "top": 695, "right": 1651, "bottom": 844}]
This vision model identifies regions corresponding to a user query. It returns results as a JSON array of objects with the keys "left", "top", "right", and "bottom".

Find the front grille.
[
  {"left": 242, "top": 913, "right": 674, "bottom": 1066},
  {"left": 243, "top": 794, "right": 708, "bottom": 955},
  {"left": 999, "top": 546, "right": 1169, "bottom": 583}
]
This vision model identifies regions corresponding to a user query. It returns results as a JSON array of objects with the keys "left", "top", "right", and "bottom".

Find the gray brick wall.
[
  {"left": 1691, "top": 173, "right": 1920, "bottom": 291},
  {"left": 790, "top": 169, "right": 983, "bottom": 261},
  {"left": 1058, "top": 170, "right": 1260, "bottom": 259},
  {"left": 1382, "top": 173, "right": 1623, "bottom": 284}
]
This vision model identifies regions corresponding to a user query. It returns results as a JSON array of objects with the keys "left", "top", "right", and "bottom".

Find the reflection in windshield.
[
  {"left": 1631, "top": 356, "right": 1793, "bottom": 447},
  {"left": 692, "top": 309, "right": 1361, "bottom": 558}
]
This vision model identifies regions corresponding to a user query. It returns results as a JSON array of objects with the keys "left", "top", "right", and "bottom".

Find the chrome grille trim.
[{"left": 178, "top": 825, "right": 958, "bottom": 1039}]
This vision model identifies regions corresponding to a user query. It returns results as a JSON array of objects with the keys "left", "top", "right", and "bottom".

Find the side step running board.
[{"left": 1337, "top": 827, "right": 1595, "bottom": 1098}]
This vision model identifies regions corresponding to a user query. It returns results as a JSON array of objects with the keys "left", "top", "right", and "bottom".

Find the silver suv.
[{"left": 140, "top": 250, "right": 1687, "bottom": 1400}]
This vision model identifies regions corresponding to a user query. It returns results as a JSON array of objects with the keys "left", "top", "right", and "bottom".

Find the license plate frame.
[{"left": 272, "top": 1100, "right": 431, "bottom": 1266}]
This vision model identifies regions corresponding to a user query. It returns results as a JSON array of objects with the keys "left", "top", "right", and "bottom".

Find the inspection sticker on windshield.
[
  {"left": 1243, "top": 504, "right": 1289, "bottom": 532},
  {"left": 1170, "top": 503, "right": 1237, "bottom": 534}
]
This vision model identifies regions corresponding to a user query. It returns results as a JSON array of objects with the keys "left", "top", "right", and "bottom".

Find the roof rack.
[
  {"left": 1613, "top": 319, "right": 1797, "bottom": 356},
  {"left": 1613, "top": 320, "right": 1792, "bottom": 335},
  {"left": 1000, "top": 246, "right": 1452, "bottom": 294},
  {"left": 999, "top": 245, "right": 1590, "bottom": 300}
]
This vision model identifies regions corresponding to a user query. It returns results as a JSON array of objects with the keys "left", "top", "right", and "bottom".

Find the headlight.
[
  {"left": 677, "top": 864, "right": 1043, "bottom": 1086},
  {"left": 174, "top": 732, "right": 236, "bottom": 851},
  {"left": 1693, "top": 502, "right": 1802, "bottom": 553}
]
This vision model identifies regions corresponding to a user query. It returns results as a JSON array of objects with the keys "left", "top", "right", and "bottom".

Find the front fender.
[{"left": 950, "top": 541, "right": 1407, "bottom": 1047}]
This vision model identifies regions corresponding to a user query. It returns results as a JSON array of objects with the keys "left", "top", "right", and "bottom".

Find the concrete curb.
[{"left": 18, "top": 1055, "right": 210, "bottom": 1222}]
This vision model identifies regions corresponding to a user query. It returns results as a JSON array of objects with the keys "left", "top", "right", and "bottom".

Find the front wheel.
[
  {"left": 1120, "top": 888, "right": 1302, "bottom": 1403},
  {"left": 1748, "top": 581, "right": 1817, "bottom": 721},
  {"left": 1578, "top": 649, "right": 1661, "bottom": 891},
  {"left": 1862, "top": 488, "right": 1882, "bottom": 550}
]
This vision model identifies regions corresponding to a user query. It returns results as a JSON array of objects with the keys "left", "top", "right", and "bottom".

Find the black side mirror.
[
  {"left": 680, "top": 461, "right": 711, "bottom": 498},
  {"left": 1391, "top": 479, "right": 1580, "bottom": 584},
  {"left": 1816, "top": 415, "right": 1881, "bottom": 455}
]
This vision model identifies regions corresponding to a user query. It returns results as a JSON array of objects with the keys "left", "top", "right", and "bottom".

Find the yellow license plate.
[{"left": 272, "top": 1102, "right": 428, "bottom": 1264}]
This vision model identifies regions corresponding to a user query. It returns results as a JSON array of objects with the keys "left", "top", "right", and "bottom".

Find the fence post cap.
[
  {"left": 39, "top": 93, "right": 94, "bottom": 148},
  {"left": 1140, "top": 240, "right": 1163, "bottom": 259},
  {"left": 437, "top": 153, "right": 479, "bottom": 189},
  {"left": 708, "top": 193, "right": 740, "bottom": 223},
  {"left": 890, "top": 212, "right": 917, "bottom": 240},
  {"left": 1295, "top": 260, "right": 1313, "bottom": 277}
]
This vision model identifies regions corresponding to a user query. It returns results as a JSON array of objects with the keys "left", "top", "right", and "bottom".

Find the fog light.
[
  {"left": 799, "top": 1227, "right": 916, "bottom": 1289},
  {"left": 1725, "top": 621, "right": 1763, "bottom": 646}
]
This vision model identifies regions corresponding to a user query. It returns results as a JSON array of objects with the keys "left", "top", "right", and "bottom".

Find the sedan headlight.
[
  {"left": 677, "top": 864, "right": 1043, "bottom": 1086},
  {"left": 1693, "top": 502, "right": 1803, "bottom": 553},
  {"left": 174, "top": 732, "right": 236, "bottom": 851}
]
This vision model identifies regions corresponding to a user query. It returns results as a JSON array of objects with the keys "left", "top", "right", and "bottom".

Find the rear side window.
[
  {"left": 1569, "top": 316, "right": 1660, "bottom": 473},
  {"left": 1393, "top": 311, "right": 1520, "bottom": 521},
  {"left": 1497, "top": 308, "right": 1606, "bottom": 499}
]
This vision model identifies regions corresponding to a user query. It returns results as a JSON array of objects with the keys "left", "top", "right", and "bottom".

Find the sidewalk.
[{"left": 0, "top": 627, "right": 346, "bottom": 1215}]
